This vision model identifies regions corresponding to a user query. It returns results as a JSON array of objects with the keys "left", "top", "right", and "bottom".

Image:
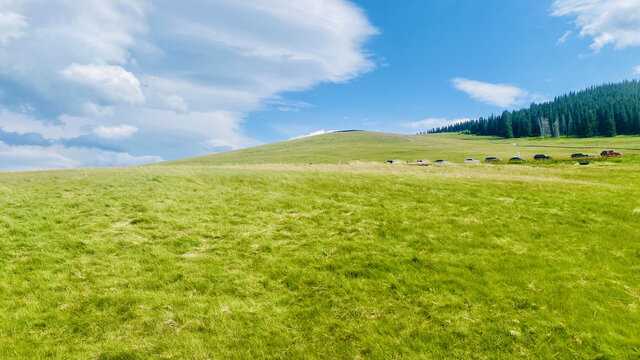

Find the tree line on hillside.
[{"left": 427, "top": 80, "right": 640, "bottom": 138}]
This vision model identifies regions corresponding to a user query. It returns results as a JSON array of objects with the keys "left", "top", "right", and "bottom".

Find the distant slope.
[{"left": 161, "top": 131, "right": 640, "bottom": 166}]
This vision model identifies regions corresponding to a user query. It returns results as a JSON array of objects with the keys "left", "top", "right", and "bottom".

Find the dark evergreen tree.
[
  {"left": 428, "top": 80, "right": 640, "bottom": 138},
  {"left": 604, "top": 107, "right": 616, "bottom": 137},
  {"left": 500, "top": 110, "right": 514, "bottom": 138}
]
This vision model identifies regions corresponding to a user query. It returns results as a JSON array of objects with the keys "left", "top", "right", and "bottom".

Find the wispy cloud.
[
  {"left": 0, "top": 141, "right": 162, "bottom": 172},
  {"left": 452, "top": 78, "right": 542, "bottom": 108},
  {"left": 289, "top": 130, "right": 338, "bottom": 140},
  {"left": 402, "top": 118, "right": 470, "bottom": 131},
  {"left": 552, "top": 0, "right": 640, "bottom": 52},
  {"left": 556, "top": 30, "right": 572, "bottom": 45},
  {"left": 0, "top": 0, "right": 377, "bottom": 169},
  {"left": 634, "top": 65, "right": 640, "bottom": 75},
  {"left": 0, "top": 11, "right": 28, "bottom": 46},
  {"left": 268, "top": 100, "right": 313, "bottom": 113}
]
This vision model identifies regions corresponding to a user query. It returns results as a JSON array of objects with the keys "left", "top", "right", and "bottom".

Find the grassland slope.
[
  {"left": 164, "top": 131, "right": 640, "bottom": 166},
  {"left": 1, "top": 133, "right": 640, "bottom": 358}
]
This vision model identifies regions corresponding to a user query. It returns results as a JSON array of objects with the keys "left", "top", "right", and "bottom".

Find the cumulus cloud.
[
  {"left": 62, "top": 64, "right": 145, "bottom": 105},
  {"left": 552, "top": 0, "right": 640, "bottom": 51},
  {"left": 0, "top": 11, "right": 28, "bottom": 46},
  {"left": 634, "top": 65, "right": 640, "bottom": 75},
  {"left": 452, "top": 78, "right": 542, "bottom": 108},
  {"left": 290, "top": 130, "right": 338, "bottom": 140},
  {"left": 93, "top": 124, "right": 138, "bottom": 139},
  {"left": 0, "top": 0, "right": 377, "bottom": 170},
  {"left": 402, "top": 118, "right": 471, "bottom": 131}
]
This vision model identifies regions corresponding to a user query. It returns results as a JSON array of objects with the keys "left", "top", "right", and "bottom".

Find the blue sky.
[{"left": 1, "top": 0, "right": 640, "bottom": 170}]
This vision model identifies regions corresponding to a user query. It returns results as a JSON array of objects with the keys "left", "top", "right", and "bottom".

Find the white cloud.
[
  {"left": 402, "top": 118, "right": 471, "bottom": 130},
  {"left": 140, "top": 76, "right": 259, "bottom": 114},
  {"left": 556, "top": 30, "right": 572, "bottom": 45},
  {"left": 159, "top": 95, "right": 188, "bottom": 113},
  {"left": 122, "top": 107, "right": 258, "bottom": 152},
  {"left": 0, "top": 0, "right": 377, "bottom": 170},
  {"left": 0, "top": 109, "right": 92, "bottom": 140},
  {"left": 0, "top": 108, "right": 133, "bottom": 142},
  {"left": 62, "top": 63, "right": 145, "bottom": 105},
  {"left": 269, "top": 99, "right": 313, "bottom": 113},
  {"left": 452, "top": 78, "right": 541, "bottom": 108},
  {"left": 289, "top": 130, "right": 338, "bottom": 140},
  {"left": 278, "top": 107, "right": 299, "bottom": 112},
  {"left": 0, "top": 141, "right": 161, "bottom": 172},
  {"left": 84, "top": 102, "right": 114, "bottom": 118},
  {"left": 89, "top": 151, "right": 162, "bottom": 167},
  {"left": 174, "top": 0, "right": 378, "bottom": 85},
  {"left": 0, "top": 11, "right": 28, "bottom": 46},
  {"left": 634, "top": 65, "right": 640, "bottom": 74},
  {"left": 93, "top": 124, "right": 138, "bottom": 139},
  {"left": 552, "top": 0, "right": 640, "bottom": 52},
  {"left": 0, "top": 141, "right": 79, "bottom": 170}
]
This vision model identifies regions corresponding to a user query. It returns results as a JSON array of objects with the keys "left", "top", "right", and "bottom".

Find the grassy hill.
[
  {"left": 1, "top": 133, "right": 640, "bottom": 358},
  {"left": 165, "top": 131, "right": 640, "bottom": 165}
]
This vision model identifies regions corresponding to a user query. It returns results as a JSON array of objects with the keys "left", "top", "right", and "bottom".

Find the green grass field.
[
  {"left": 166, "top": 131, "right": 640, "bottom": 166},
  {"left": 1, "top": 132, "right": 640, "bottom": 359}
]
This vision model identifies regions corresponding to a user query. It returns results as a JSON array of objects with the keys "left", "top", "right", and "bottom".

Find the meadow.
[
  {"left": 1, "top": 132, "right": 639, "bottom": 359},
  {"left": 168, "top": 131, "right": 640, "bottom": 166}
]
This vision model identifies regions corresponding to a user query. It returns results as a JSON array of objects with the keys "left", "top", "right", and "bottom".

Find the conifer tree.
[
  {"left": 501, "top": 111, "right": 514, "bottom": 138},
  {"left": 427, "top": 80, "right": 640, "bottom": 138},
  {"left": 604, "top": 107, "right": 616, "bottom": 137}
]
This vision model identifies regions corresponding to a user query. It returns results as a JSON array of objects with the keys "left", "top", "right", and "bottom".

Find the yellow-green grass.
[
  {"left": 1, "top": 134, "right": 640, "bottom": 358},
  {"left": 165, "top": 131, "right": 640, "bottom": 166}
]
